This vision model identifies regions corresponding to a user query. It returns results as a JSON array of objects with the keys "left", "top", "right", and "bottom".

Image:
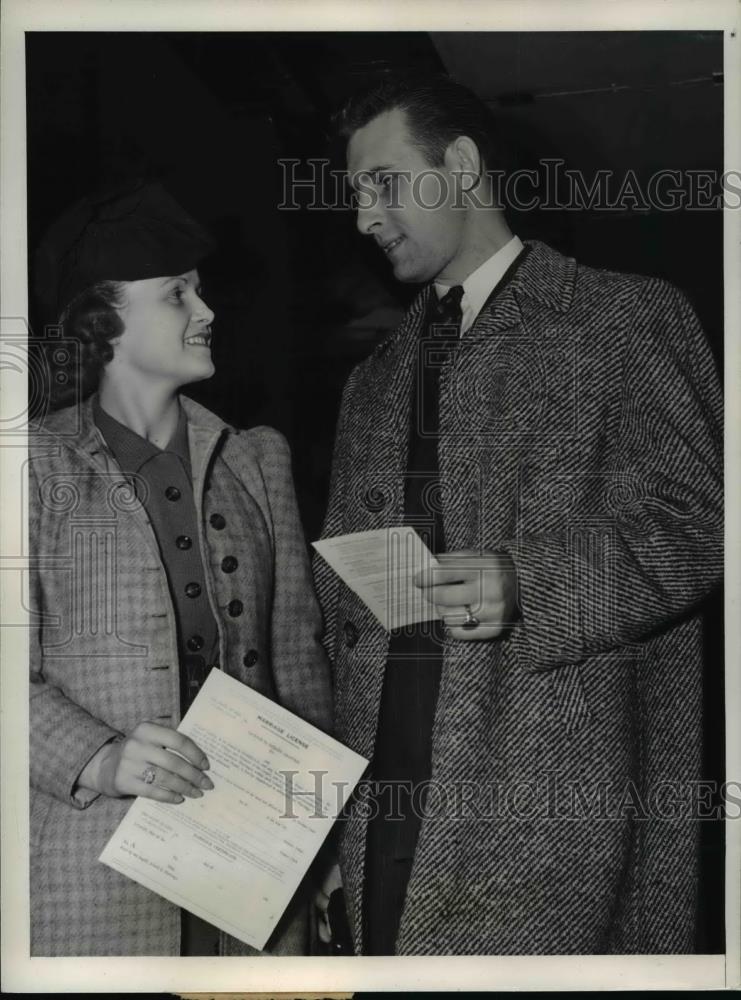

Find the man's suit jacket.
[
  {"left": 314, "top": 240, "right": 723, "bottom": 955},
  {"left": 29, "top": 394, "right": 332, "bottom": 956}
]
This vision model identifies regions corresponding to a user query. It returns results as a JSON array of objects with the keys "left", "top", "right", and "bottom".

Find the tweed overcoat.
[
  {"left": 29, "top": 394, "right": 332, "bottom": 956},
  {"left": 313, "top": 240, "right": 723, "bottom": 955}
]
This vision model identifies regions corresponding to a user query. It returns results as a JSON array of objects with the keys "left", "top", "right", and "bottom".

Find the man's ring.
[
  {"left": 141, "top": 766, "right": 156, "bottom": 785},
  {"left": 462, "top": 604, "right": 480, "bottom": 630}
]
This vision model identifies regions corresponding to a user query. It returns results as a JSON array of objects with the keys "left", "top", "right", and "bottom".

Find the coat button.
[
  {"left": 176, "top": 535, "right": 192, "bottom": 550},
  {"left": 243, "top": 649, "right": 259, "bottom": 668},
  {"left": 187, "top": 634, "right": 204, "bottom": 652},
  {"left": 228, "top": 599, "right": 244, "bottom": 617},
  {"left": 210, "top": 513, "right": 226, "bottom": 530},
  {"left": 221, "top": 556, "right": 238, "bottom": 573},
  {"left": 185, "top": 582, "right": 202, "bottom": 599},
  {"left": 165, "top": 486, "right": 181, "bottom": 501},
  {"left": 343, "top": 621, "right": 359, "bottom": 648}
]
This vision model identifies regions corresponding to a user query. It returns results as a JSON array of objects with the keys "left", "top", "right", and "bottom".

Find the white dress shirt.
[{"left": 434, "top": 234, "right": 524, "bottom": 334}]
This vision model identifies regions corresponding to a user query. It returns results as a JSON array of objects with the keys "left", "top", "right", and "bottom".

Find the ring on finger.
[
  {"left": 462, "top": 604, "right": 480, "bottom": 630},
  {"left": 141, "top": 766, "right": 157, "bottom": 785}
]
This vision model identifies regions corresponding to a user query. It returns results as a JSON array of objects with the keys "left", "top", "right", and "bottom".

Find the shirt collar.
[
  {"left": 434, "top": 234, "right": 524, "bottom": 334},
  {"left": 92, "top": 395, "right": 191, "bottom": 477}
]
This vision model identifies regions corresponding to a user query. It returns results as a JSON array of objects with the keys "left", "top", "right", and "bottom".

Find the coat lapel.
[
  {"left": 439, "top": 240, "right": 578, "bottom": 552},
  {"left": 42, "top": 396, "right": 165, "bottom": 563},
  {"left": 44, "top": 395, "right": 233, "bottom": 565},
  {"left": 181, "top": 395, "right": 230, "bottom": 519},
  {"left": 349, "top": 287, "right": 432, "bottom": 532}
]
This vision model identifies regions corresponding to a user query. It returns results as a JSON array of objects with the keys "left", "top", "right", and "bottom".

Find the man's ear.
[{"left": 444, "top": 135, "right": 482, "bottom": 181}]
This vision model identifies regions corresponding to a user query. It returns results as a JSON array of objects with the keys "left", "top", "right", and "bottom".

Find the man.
[{"left": 313, "top": 73, "right": 723, "bottom": 955}]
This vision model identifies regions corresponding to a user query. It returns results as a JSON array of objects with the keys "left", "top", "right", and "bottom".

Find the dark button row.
[
  {"left": 166, "top": 499, "right": 226, "bottom": 528},
  {"left": 176, "top": 534, "right": 192, "bottom": 550},
  {"left": 186, "top": 636, "right": 257, "bottom": 668},
  {"left": 185, "top": 581, "right": 202, "bottom": 599},
  {"left": 165, "top": 492, "right": 228, "bottom": 529},
  {"left": 221, "top": 556, "right": 238, "bottom": 574}
]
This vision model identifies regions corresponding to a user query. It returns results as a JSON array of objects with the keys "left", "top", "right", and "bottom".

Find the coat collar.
[
  {"left": 510, "top": 239, "right": 577, "bottom": 314},
  {"left": 373, "top": 239, "right": 576, "bottom": 357},
  {"left": 40, "top": 392, "right": 233, "bottom": 473}
]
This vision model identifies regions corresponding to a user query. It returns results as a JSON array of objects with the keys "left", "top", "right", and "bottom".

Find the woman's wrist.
[{"left": 75, "top": 735, "right": 124, "bottom": 796}]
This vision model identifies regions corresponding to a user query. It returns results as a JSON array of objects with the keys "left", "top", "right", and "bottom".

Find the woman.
[{"left": 29, "top": 182, "right": 332, "bottom": 956}]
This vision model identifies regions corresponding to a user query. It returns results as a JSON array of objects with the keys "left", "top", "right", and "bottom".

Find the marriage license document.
[{"left": 100, "top": 668, "right": 367, "bottom": 950}]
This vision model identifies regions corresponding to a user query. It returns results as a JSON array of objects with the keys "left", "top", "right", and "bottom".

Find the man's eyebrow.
[{"left": 348, "top": 165, "right": 393, "bottom": 189}]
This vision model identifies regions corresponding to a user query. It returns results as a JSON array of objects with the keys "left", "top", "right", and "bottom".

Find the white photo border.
[{"left": 2, "top": 0, "right": 739, "bottom": 992}]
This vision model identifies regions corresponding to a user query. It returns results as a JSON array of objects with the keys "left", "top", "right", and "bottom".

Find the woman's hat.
[{"left": 35, "top": 180, "right": 215, "bottom": 319}]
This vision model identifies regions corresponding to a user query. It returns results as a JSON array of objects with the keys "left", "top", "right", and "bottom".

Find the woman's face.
[{"left": 106, "top": 269, "right": 215, "bottom": 389}]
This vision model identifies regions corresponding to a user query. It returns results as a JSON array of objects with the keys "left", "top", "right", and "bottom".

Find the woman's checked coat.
[
  {"left": 29, "top": 394, "right": 332, "bottom": 956},
  {"left": 314, "top": 240, "right": 723, "bottom": 955}
]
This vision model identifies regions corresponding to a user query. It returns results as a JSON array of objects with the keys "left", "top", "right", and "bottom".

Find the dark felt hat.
[{"left": 35, "top": 180, "right": 215, "bottom": 319}]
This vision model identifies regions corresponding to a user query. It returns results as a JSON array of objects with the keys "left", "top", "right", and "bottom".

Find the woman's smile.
[{"left": 184, "top": 331, "right": 212, "bottom": 348}]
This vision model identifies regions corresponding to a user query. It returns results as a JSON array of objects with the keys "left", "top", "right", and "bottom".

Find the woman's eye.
[{"left": 169, "top": 287, "right": 185, "bottom": 302}]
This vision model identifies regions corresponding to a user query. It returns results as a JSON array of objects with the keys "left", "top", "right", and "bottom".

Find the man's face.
[{"left": 346, "top": 108, "right": 467, "bottom": 284}]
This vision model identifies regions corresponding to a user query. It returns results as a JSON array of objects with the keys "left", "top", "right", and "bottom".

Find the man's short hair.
[{"left": 334, "top": 71, "right": 508, "bottom": 177}]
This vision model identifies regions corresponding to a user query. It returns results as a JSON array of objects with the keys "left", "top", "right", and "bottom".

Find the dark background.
[{"left": 26, "top": 30, "right": 725, "bottom": 953}]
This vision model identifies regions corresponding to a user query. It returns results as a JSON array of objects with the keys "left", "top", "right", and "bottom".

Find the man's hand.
[
  {"left": 414, "top": 549, "right": 518, "bottom": 641},
  {"left": 77, "top": 722, "right": 214, "bottom": 803}
]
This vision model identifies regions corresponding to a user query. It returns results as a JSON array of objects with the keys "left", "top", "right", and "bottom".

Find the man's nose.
[
  {"left": 355, "top": 185, "right": 383, "bottom": 236},
  {"left": 356, "top": 204, "right": 383, "bottom": 236}
]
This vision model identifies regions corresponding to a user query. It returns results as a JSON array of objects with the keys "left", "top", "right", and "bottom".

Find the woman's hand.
[{"left": 78, "top": 722, "right": 213, "bottom": 803}]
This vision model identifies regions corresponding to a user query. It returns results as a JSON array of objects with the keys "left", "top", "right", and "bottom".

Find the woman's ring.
[
  {"left": 141, "top": 766, "right": 157, "bottom": 785},
  {"left": 462, "top": 604, "right": 480, "bottom": 630}
]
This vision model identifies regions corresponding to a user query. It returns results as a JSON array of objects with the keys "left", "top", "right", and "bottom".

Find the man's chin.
[{"left": 391, "top": 259, "right": 428, "bottom": 284}]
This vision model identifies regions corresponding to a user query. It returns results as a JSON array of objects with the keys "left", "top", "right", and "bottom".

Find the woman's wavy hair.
[{"left": 50, "top": 281, "right": 127, "bottom": 410}]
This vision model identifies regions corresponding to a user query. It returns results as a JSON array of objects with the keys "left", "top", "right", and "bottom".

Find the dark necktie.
[{"left": 429, "top": 283, "right": 464, "bottom": 337}]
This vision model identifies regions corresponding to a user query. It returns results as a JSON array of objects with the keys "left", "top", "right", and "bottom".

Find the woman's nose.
[{"left": 194, "top": 295, "right": 215, "bottom": 324}]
